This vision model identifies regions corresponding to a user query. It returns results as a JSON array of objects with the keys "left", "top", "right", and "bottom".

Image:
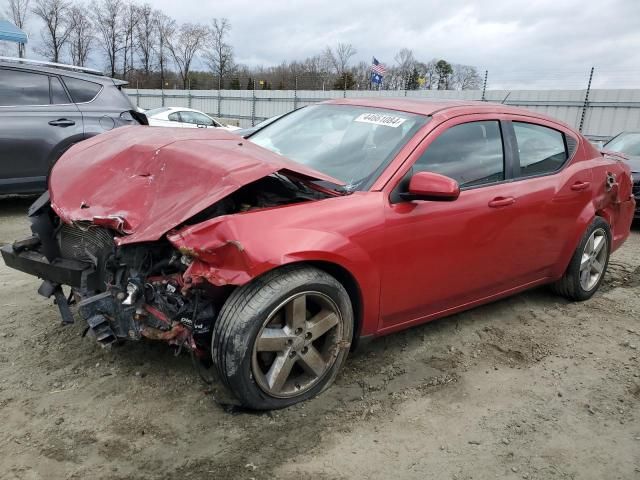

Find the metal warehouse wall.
[{"left": 126, "top": 88, "right": 640, "bottom": 137}]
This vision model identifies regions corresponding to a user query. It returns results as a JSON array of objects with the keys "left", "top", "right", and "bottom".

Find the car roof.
[
  {"left": 166, "top": 107, "right": 206, "bottom": 113},
  {"left": 0, "top": 59, "right": 125, "bottom": 86},
  {"left": 322, "top": 97, "right": 570, "bottom": 128}
]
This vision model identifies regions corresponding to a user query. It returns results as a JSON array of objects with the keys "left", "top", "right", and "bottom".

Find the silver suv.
[{"left": 0, "top": 57, "right": 147, "bottom": 194}]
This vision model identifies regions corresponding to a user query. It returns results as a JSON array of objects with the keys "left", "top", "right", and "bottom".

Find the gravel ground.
[{"left": 0, "top": 195, "right": 638, "bottom": 480}]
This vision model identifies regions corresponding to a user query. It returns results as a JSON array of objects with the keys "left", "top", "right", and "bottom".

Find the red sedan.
[{"left": 2, "top": 99, "right": 635, "bottom": 409}]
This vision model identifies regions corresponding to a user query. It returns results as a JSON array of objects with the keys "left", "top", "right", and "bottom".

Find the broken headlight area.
[{"left": 78, "top": 243, "right": 217, "bottom": 360}]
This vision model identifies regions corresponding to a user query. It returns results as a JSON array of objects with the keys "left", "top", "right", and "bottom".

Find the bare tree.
[
  {"left": 450, "top": 64, "right": 482, "bottom": 90},
  {"left": 136, "top": 3, "right": 156, "bottom": 77},
  {"left": 32, "top": 0, "right": 74, "bottom": 62},
  {"left": 121, "top": 1, "right": 140, "bottom": 80},
  {"left": 394, "top": 48, "right": 415, "bottom": 85},
  {"left": 352, "top": 60, "right": 371, "bottom": 89},
  {"left": 168, "top": 22, "right": 208, "bottom": 89},
  {"left": 68, "top": 5, "right": 93, "bottom": 66},
  {"left": 203, "top": 17, "right": 233, "bottom": 90},
  {"left": 323, "top": 42, "right": 356, "bottom": 78},
  {"left": 153, "top": 11, "right": 174, "bottom": 89},
  {"left": 91, "top": 0, "right": 124, "bottom": 77},
  {"left": 6, "top": 0, "right": 30, "bottom": 57},
  {"left": 302, "top": 54, "right": 332, "bottom": 89}
]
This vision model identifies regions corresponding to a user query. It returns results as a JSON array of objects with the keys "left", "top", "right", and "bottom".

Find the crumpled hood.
[{"left": 50, "top": 126, "right": 343, "bottom": 245}]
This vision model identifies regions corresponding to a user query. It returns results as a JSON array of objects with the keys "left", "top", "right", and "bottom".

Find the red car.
[{"left": 2, "top": 99, "right": 635, "bottom": 409}]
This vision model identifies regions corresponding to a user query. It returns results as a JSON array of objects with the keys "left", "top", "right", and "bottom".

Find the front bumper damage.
[
  {"left": 1, "top": 242, "right": 86, "bottom": 325},
  {"left": 1, "top": 193, "right": 216, "bottom": 359},
  {"left": 1, "top": 242, "right": 98, "bottom": 290}
]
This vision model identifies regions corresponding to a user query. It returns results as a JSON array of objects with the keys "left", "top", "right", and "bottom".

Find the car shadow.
[{"left": 0, "top": 195, "right": 37, "bottom": 215}]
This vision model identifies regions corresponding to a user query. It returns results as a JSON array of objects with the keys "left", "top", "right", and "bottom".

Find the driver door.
[{"left": 379, "top": 117, "right": 550, "bottom": 331}]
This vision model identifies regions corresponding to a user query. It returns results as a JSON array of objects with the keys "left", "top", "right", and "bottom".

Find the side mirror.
[{"left": 402, "top": 171, "right": 460, "bottom": 202}]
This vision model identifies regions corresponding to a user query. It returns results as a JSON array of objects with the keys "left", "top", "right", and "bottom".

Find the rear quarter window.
[
  {"left": 513, "top": 122, "right": 568, "bottom": 178},
  {"left": 62, "top": 77, "right": 102, "bottom": 103}
]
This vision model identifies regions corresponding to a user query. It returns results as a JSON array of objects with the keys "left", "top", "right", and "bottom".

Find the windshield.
[
  {"left": 250, "top": 104, "right": 428, "bottom": 190},
  {"left": 605, "top": 132, "right": 640, "bottom": 156}
]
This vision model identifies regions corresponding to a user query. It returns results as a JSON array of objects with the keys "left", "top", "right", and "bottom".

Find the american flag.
[
  {"left": 371, "top": 57, "right": 385, "bottom": 85},
  {"left": 371, "top": 57, "right": 386, "bottom": 76}
]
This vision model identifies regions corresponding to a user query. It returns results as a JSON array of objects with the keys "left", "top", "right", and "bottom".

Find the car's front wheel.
[
  {"left": 212, "top": 265, "right": 353, "bottom": 409},
  {"left": 553, "top": 217, "right": 611, "bottom": 301}
]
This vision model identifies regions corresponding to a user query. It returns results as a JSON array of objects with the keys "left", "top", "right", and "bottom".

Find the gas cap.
[{"left": 99, "top": 115, "right": 116, "bottom": 130}]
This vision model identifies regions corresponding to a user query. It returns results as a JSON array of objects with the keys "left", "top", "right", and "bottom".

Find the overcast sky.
[
  {"left": 152, "top": 0, "right": 640, "bottom": 88},
  {"left": 4, "top": 0, "right": 640, "bottom": 88}
]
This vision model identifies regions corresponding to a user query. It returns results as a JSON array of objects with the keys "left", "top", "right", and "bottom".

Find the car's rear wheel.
[
  {"left": 552, "top": 217, "right": 611, "bottom": 301},
  {"left": 212, "top": 265, "right": 353, "bottom": 410}
]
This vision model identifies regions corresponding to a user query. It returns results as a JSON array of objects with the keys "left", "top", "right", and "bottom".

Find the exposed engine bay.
[{"left": 8, "top": 173, "right": 331, "bottom": 365}]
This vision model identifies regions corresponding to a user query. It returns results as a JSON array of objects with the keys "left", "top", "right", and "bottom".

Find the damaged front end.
[
  {"left": 1, "top": 193, "right": 217, "bottom": 363},
  {"left": 1, "top": 126, "right": 346, "bottom": 389},
  {"left": 1, "top": 170, "right": 336, "bottom": 364}
]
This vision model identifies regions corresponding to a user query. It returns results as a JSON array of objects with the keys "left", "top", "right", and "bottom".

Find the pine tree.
[
  {"left": 407, "top": 67, "right": 420, "bottom": 90},
  {"left": 333, "top": 72, "right": 355, "bottom": 90}
]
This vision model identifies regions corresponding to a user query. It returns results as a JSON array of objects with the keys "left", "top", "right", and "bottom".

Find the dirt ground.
[{"left": 0, "top": 195, "right": 638, "bottom": 480}]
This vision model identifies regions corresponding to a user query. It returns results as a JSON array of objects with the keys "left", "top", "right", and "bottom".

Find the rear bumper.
[{"left": 1, "top": 242, "right": 101, "bottom": 290}]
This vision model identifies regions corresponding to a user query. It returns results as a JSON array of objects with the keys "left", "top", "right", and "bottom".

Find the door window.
[
  {"left": 50, "top": 77, "right": 70, "bottom": 104},
  {"left": 179, "top": 111, "right": 213, "bottom": 126},
  {"left": 0, "top": 69, "right": 50, "bottom": 106},
  {"left": 414, "top": 120, "right": 504, "bottom": 188},
  {"left": 168, "top": 112, "right": 181, "bottom": 122},
  {"left": 513, "top": 122, "right": 567, "bottom": 177},
  {"left": 192, "top": 112, "right": 215, "bottom": 126}
]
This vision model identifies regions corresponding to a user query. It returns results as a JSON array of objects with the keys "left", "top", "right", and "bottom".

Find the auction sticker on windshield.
[{"left": 354, "top": 113, "right": 406, "bottom": 128}]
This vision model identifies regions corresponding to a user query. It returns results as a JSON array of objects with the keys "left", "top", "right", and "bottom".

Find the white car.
[{"left": 145, "top": 107, "right": 240, "bottom": 131}]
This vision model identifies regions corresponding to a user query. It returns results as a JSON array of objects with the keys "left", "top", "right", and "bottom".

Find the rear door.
[
  {"left": 505, "top": 117, "right": 592, "bottom": 270},
  {"left": 0, "top": 68, "right": 84, "bottom": 193}
]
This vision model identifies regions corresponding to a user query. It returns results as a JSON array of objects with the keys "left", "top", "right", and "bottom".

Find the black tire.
[
  {"left": 212, "top": 265, "right": 353, "bottom": 410},
  {"left": 552, "top": 217, "right": 611, "bottom": 301}
]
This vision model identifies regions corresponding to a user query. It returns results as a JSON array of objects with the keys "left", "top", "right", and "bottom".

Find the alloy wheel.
[
  {"left": 251, "top": 291, "right": 343, "bottom": 398},
  {"left": 579, "top": 228, "right": 608, "bottom": 291}
]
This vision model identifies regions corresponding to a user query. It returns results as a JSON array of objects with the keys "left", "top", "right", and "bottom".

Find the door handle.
[
  {"left": 488, "top": 196, "right": 515, "bottom": 208},
  {"left": 570, "top": 181, "right": 591, "bottom": 191},
  {"left": 48, "top": 118, "right": 76, "bottom": 127}
]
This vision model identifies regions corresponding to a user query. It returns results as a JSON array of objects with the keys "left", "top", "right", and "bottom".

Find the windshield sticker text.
[{"left": 354, "top": 113, "right": 406, "bottom": 128}]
